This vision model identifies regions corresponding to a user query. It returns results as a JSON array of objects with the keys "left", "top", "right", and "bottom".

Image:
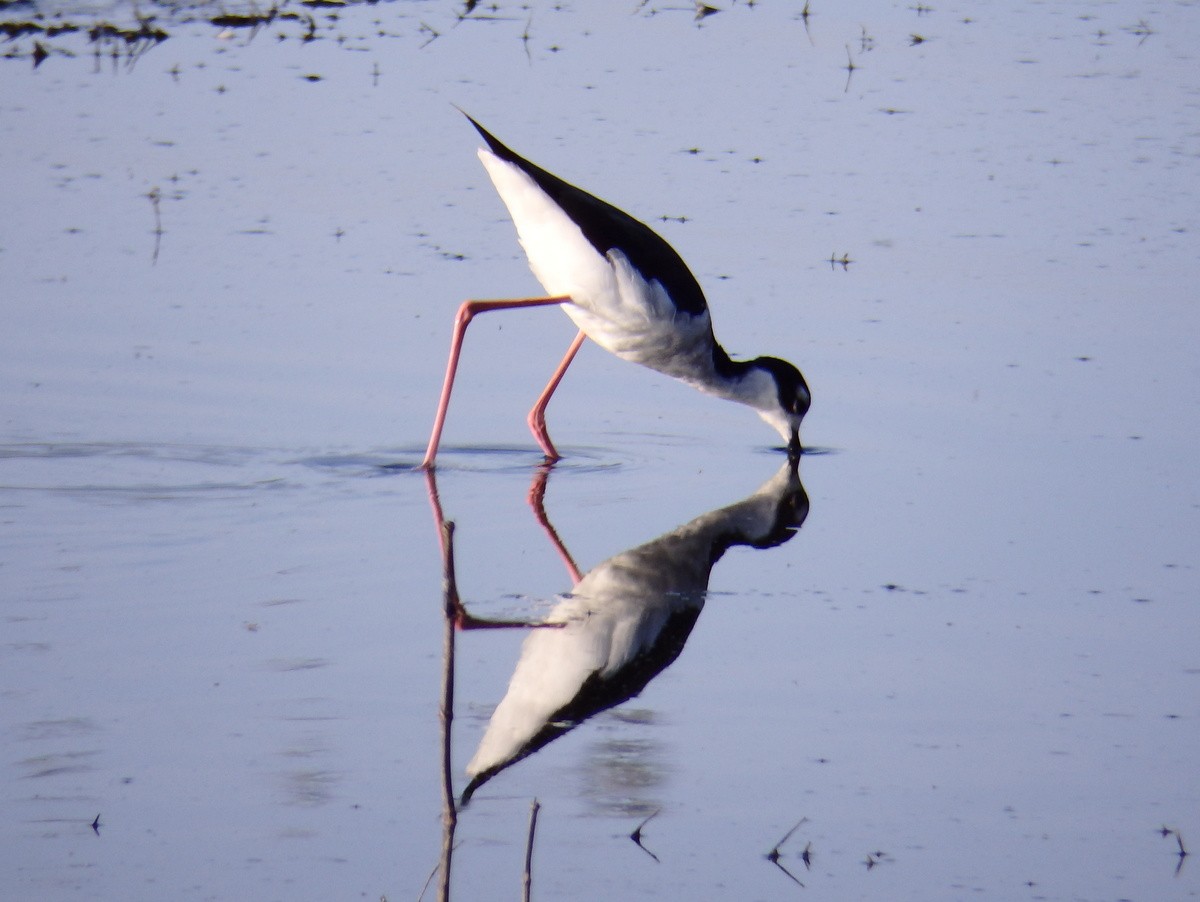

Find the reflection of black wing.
[
  {"left": 461, "top": 606, "right": 700, "bottom": 805},
  {"left": 461, "top": 460, "right": 807, "bottom": 804}
]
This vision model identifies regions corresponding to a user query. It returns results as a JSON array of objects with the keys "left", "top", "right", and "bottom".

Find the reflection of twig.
[
  {"left": 418, "top": 20, "right": 440, "bottom": 48},
  {"left": 767, "top": 818, "right": 807, "bottom": 859},
  {"left": 630, "top": 808, "right": 661, "bottom": 862},
  {"left": 769, "top": 856, "right": 804, "bottom": 887},
  {"left": 416, "top": 861, "right": 438, "bottom": 902},
  {"left": 437, "top": 520, "right": 459, "bottom": 901},
  {"left": 1126, "top": 18, "right": 1154, "bottom": 45},
  {"left": 828, "top": 251, "right": 853, "bottom": 271},
  {"left": 799, "top": 0, "right": 813, "bottom": 44},
  {"left": 522, "top": 799, "right": 540, "bottom": 902},
  {"left": 146, "top": 186, "right": 163, "bottom": 265},
  {"left": 843, "top": 44, "right": 858, "bottom": 93},
  {"left": 1160, "top": 826, "right": 1189, "bottom": 876},
  {"left": 765, "top": 818, "right": 808, "bottom": 886}
]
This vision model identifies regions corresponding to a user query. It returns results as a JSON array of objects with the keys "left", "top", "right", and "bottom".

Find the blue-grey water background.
[{"left": 2, "top": 1, "right": 1198, "bottom": 899}]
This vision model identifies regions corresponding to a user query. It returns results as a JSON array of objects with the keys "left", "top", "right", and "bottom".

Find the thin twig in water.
[
  {"left": 418, "top": 20, "right": 439, "bottom": 48},
  {"left": 435, "top": 519, "right": 459, "bottom": 900},
  {"left": 522, "top": 799, "right": 541, "bottom": 902},
  {"left": 799, "top": 0, "right": 813, "bottom": 44},
  {"left": 843, "top": 44, "right": 858, "bottom": 93},
  {"left": 766, "top": 817, "right": 807, "bottom": 861},
  {"left": 415, "top": 860, "right": 438, "bottom": 902},
  {"left": 1161, "top": 826, "right": 1189, "bottom": 876},
  {"left": 765, "top": 818, "right": 808, "bottom": 886},
  {"left": 630, "top": 808, "right": 661, "bottom": 862},
  {"left": 146, "top": 186, "right": 163, "bottom": 264},
  {"left": 521, "top": 12, "right": 533, "bottom": 63}
]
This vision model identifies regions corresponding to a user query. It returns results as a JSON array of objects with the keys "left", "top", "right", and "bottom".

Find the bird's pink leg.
[
  {"left": 420, "top": 296, "right": 571, "bottom": 470},
  {"left": 526, "top": 329, "right": 586, "bottom": 462}
]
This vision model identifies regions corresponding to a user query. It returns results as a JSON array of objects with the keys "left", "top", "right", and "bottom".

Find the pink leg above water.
[
  {"left": 526, "top": 329, "right": 587, "bottom": 463},
  {"left": 420, "top": 296, "right": 572, "bottom": 470}
]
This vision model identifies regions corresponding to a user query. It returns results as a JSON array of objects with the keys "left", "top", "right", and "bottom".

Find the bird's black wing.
[{"left": 464, "top": 114, "right": 710, "bottom": 317}]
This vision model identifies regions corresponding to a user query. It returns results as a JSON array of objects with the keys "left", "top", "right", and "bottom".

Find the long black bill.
[{"left": 787, "top": 429, "right": 802, "bottom": 460}]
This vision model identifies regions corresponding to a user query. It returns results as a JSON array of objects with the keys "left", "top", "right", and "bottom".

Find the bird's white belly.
[
  {"left": 560, "top": 277, "right": 715, "bottom": 381},
  {"left": 479, "top": 149, "right": 716, "bottom": 382}
]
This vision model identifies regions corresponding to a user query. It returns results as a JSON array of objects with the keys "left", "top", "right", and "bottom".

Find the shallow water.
[{"left": 2, "top": 1, "right": 1199, "bottom": 899}]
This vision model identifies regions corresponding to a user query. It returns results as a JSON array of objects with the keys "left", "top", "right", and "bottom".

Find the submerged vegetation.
[
  {"left": 0, "top": 0, "right": 343, "bottom": 69},
  {"left": 0, "top": 0, "right": 773, "bottom": 69}
]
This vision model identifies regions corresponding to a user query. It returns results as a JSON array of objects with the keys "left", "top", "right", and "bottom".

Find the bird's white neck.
[
  {"left": 682, "top": 347, "right": 763, "bottom": 404},
  {"left": 690, "top": 352, "right": 797, "bottom": 444}
]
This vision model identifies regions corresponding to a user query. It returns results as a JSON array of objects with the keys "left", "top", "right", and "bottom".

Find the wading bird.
[{"left": 420, "top": 115, "right": 810, "bottom": 468}]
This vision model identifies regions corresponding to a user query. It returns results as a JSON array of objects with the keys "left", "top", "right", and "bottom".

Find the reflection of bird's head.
[
  {"left": 710, "top": 459, "right": 808, "bottom": 557},
  {"left": 760, "top": 459, "right": 810, "bottom": 547}
]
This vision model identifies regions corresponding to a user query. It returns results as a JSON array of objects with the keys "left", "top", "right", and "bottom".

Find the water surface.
[{"left": 2, "top": 1, "right": 1198, "bottom": 899}]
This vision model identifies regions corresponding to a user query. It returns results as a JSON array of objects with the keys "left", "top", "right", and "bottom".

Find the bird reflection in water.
[
  {"left": 423, "top": 460, "right": 807, "bottom": 897},
  {"left": 426, "top": 458, "right": 808, "bottom": 805}
]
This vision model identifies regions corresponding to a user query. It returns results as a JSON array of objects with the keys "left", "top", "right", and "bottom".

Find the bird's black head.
[{"left": 753, "top": 356, "right": 810, "bottom": 455}]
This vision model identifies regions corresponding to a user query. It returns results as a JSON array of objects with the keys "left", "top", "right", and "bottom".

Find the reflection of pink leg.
[
  {"left": 527, "top": 329, "right": 586, "bottom": 463},
  {"left": 527, "top": 464, "right": 582, "bottom": 585},
  {"left": 428, "top": 461, "right": 565, "bottom": 631},
  {"left": 420, "top": 296, "right": 571, "bottom": 470}
]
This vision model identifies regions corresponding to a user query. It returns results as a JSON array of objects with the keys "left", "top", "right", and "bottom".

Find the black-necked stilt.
[{"left": 420, "top": 115, "right": 810, "bottom": 469}]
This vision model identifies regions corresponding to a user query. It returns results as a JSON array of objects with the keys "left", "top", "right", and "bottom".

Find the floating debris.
[{"left": 209, "top": 10, "right": 276, "bottom": 29}]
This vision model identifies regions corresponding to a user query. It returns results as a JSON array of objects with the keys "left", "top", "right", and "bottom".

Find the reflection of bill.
[{"left": 462, "top": 460, "right": 809, "bottom": 804}]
